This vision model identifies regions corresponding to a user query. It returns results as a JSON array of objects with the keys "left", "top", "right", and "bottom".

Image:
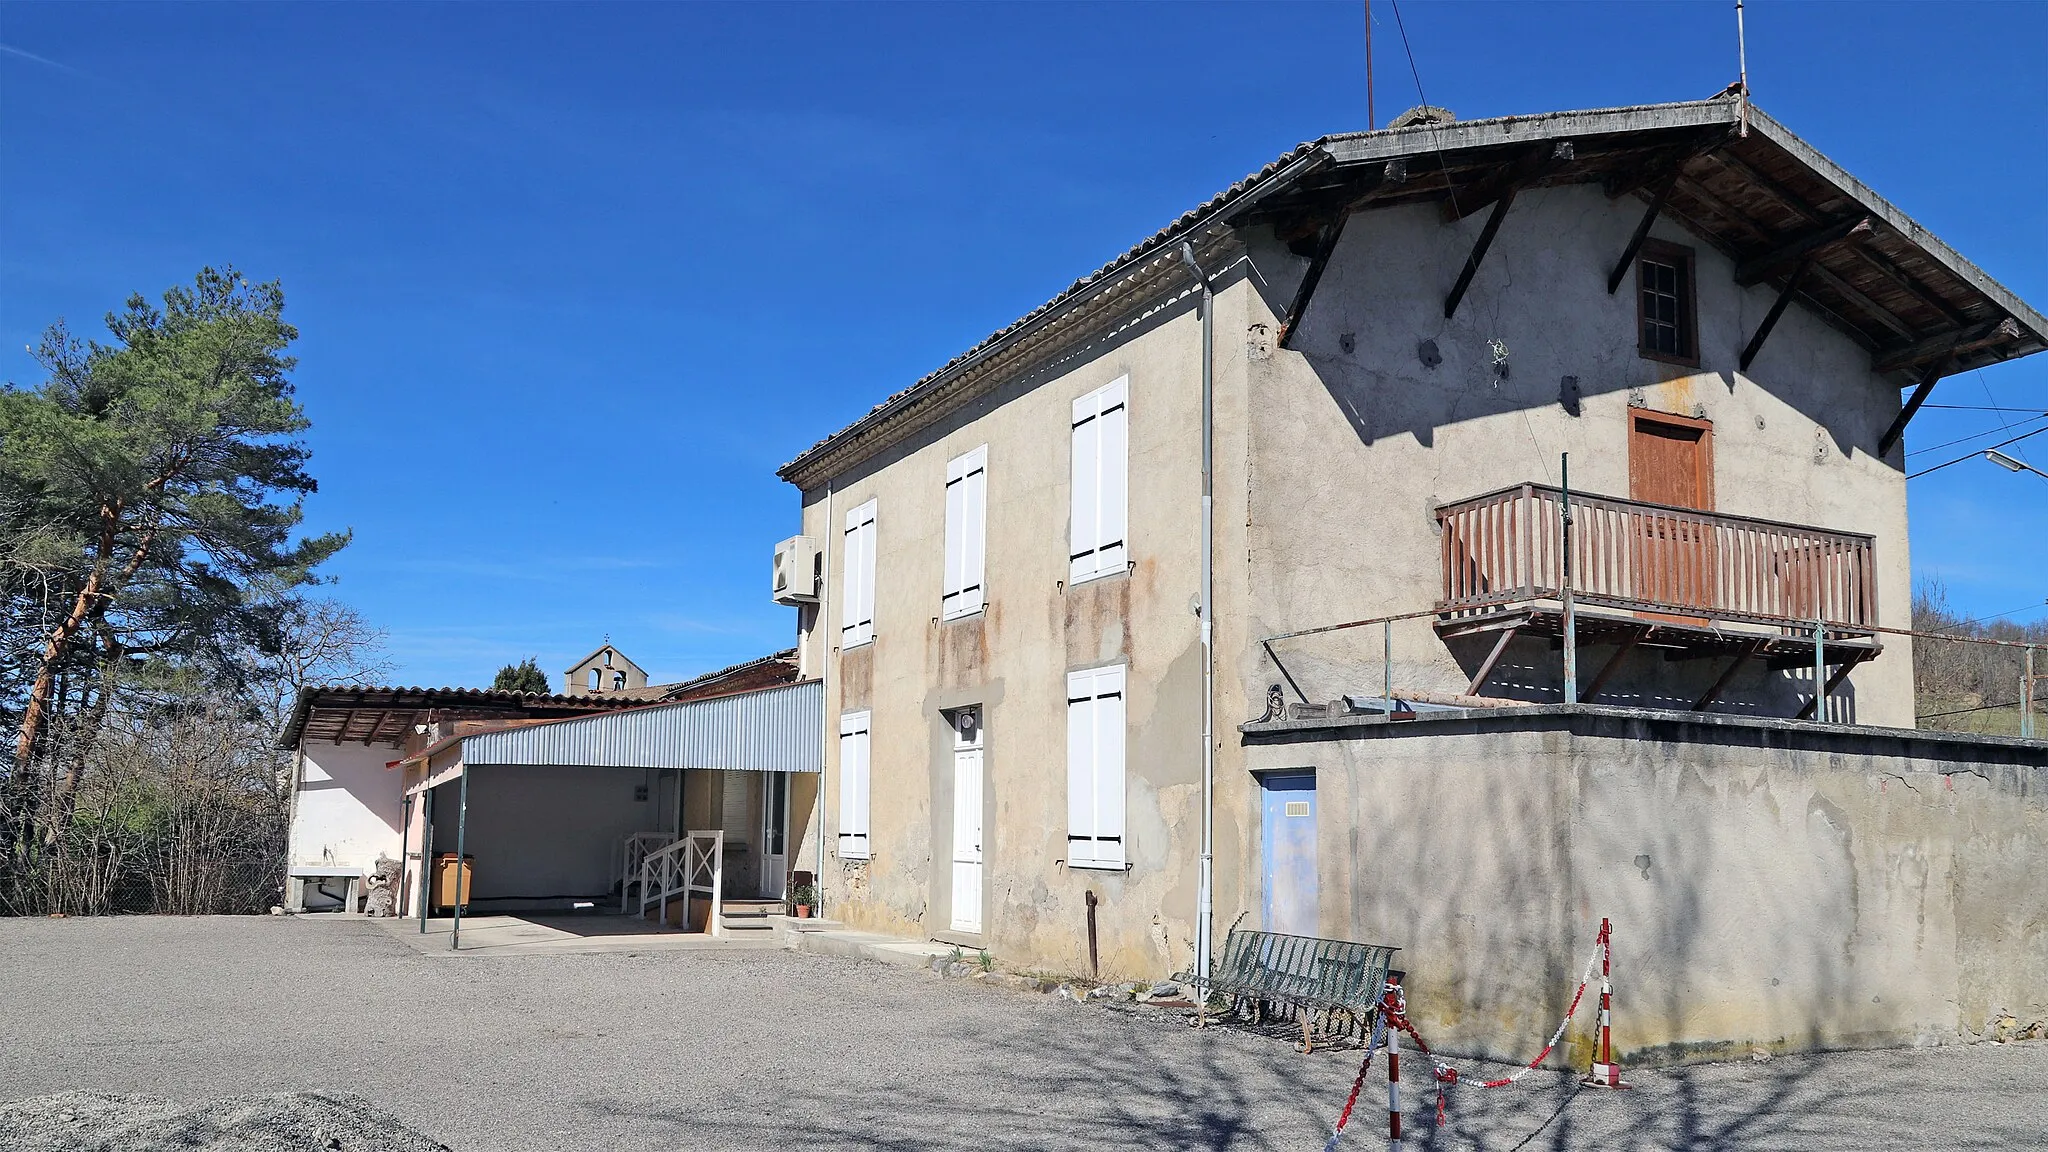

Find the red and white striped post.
[
  {"left": 1584, "top": 918, "right": 1628, "bottom": 1089},
  {"left": 1383, "top": 971, "right": 1407, "bottom": 1142}
]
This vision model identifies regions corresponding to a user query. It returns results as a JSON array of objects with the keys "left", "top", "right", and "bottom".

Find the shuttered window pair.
[
  {"left": 837, "top": 710, "right": 871, "bottom": 860},
  {"left": 942, "top": 446, "right": 987, "bottom": 620},
  {"left": 1070, "top": 377, "right": 1129, "bottom": 584},
  {"left": 841, "top": 499, "right": 877, "bottom": 648},
  {"left": 1066, "top": 664, "right": 1127, "bottom": 870}
]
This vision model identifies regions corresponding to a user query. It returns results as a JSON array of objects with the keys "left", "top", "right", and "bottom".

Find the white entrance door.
[
  {"left": 950, "top": 709, "right": 983, "bottom": 934},
  {"left": 761, "top": 773, "right": 788, "bottom": 900}
]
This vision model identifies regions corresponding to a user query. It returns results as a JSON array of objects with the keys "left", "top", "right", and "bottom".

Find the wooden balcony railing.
[{"left": 1436, "top": 484, "right": 1878, "bottom": 632}]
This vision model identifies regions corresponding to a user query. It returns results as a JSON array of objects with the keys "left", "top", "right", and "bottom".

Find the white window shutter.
[
  {"left": 842, "top": 501, "right": 876, "bottom": 647},
  {"left": 1093, "top": 665, "right": 1127, "bottom": 869},
  {"left": 842, "top": 506, "right": 862, "bottom": 645},
  {"left": 1098, "top": 383, "right": 1128, "bottom": 576},
  {"left": 1065, "top": 673, "right": 1097, "bottom": 866},
  {"left": 961, "top": 447, "right": 986, "bottom": 615},
  {"left": 838, "top": 712, "right": 871, "bottom": 859},
  {"left": 1070, "top": 399, "right": 1100, "bottom": 582},
  {"left": 942, "top": 464, "right": 966, "bottom": 616},
  {"left": 1065, "top": 664, "right": 1127, "bottom": 870}
]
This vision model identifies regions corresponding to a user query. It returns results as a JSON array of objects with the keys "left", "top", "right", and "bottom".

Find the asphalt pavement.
[{"left": 2, "top": 916, "right": 2041, "bottom": 1150}]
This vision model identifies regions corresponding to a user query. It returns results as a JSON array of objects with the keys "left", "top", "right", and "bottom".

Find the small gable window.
[
  {"left": 1637, "top": 240, "right": 1698, "bottom": 366},
  {"left": 612, "top": 671, "right": 626, "bottom": 690},
  {"left": 589, "top": 669, "right": 601, "bottom": 691}
]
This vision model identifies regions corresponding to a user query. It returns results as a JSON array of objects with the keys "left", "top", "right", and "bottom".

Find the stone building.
[{"left": 772, "top": 95, "right": 2046, "bottom": 1060}]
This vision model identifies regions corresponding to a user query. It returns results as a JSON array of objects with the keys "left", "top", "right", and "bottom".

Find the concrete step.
[{"left": 789, "top": 928, "right": 954, "bottom": 969}]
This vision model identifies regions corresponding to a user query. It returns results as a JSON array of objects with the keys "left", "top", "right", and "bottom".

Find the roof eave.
[{"left": 775, "top": 144, "right": 1334, "bottom": 490}]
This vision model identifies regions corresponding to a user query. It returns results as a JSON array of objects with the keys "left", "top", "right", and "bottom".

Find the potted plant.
[{"left": 791, "top": 882, "right": 820, "bottom": 919}]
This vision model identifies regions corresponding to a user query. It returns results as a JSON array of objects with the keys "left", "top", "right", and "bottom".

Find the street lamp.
[{"left": 1985, "top": 449, "right": 2048, "bottom": 480}]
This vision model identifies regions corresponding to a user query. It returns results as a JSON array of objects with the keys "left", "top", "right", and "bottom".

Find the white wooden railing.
[
  {"left": 638, "top": 830, "right": 723, "bottom": 936},
  {"left": 617, "top": 832, "right": 672, "bottom": 913}
]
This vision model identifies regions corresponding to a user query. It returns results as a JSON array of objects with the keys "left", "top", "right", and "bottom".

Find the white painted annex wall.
[{"left": 288, "top": 741, "right": 405, "bottom": 870}]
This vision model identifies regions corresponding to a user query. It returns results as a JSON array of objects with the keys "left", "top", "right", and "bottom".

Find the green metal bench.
[{"left": 1179, "top": 928, "right": 1399, "bottom": 1050}]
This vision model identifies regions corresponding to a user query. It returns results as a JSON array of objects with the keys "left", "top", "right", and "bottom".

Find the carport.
[{"left": 395, "top": 679, "right": 822, "bottom": 949}]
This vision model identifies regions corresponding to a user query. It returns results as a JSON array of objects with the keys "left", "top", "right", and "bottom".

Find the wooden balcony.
[{"left": 1435, "top": 484, "right": 1882, "bottom": 707}]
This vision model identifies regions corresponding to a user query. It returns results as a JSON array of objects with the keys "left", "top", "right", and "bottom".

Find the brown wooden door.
[{"left": 1628, "top": 413, "right": 1715, "bottom": 619}]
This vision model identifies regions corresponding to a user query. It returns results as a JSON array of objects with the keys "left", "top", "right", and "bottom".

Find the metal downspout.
[
  {"left": 817, "top": 482, "right": 833, "bottom": 907},
  {"left": 1179, "top": 241, "right": 1216, "bottom": 1005}
]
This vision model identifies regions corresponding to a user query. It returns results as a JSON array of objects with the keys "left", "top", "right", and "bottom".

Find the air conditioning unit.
[{"left": 772, "top": 535, "right": 820, "bottom": 605}]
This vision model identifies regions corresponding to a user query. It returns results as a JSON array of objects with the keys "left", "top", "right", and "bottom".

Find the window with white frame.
[
  {"left": 942, "top": 445, "right": 988, "bottom": 620},
  {"left": 841, "top": 498, "right": 877, "bottom": 648},
  {"left": 1069, "top": 377, "right": 1128, "bottom": 584},
  {"left": 837, "top": 710, "right": 871, "bottom": 860},
  {"left": 1065, "top": 664, "right": 1126, "bottom": 870}
]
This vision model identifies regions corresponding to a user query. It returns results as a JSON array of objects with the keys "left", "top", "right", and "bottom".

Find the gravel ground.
[{"left": 1, "top": 916, "right": 2043, "bottom": 1151}]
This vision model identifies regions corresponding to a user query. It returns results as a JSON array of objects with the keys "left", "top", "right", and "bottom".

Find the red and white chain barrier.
[
  {"left": 1321, "top": 920, "right": 1625, "bottom": 1146},
  {"left": 1586, "top": 917, "right": 1626, "bottom": 1089}
]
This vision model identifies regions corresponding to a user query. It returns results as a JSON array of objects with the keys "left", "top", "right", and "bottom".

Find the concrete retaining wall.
[{"left": 1244, "top": 706, "right": 2046, "bottom": 1063}]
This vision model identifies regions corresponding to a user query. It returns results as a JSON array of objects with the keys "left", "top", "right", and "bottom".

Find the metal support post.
[
  {"left": 1561, "top": 453, "right": 1578, "bottom": 705},
  {"left": 418, "top": 788, "right": 433, "bottom": 933},
  {"left": 450, "top": 770, "right": 469, "bottom": 951},
  {"left": 1813, "top": 618, "right": 1827, "bottom": 723},
  {"left": 2023, "top": 646, "right": 2037, "bottom": 740},
  {"left": 1383, "top": 619, "right": 1393, "bottom": 709}
]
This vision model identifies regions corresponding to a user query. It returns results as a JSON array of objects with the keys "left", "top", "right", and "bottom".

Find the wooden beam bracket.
[
  {"left": 1276, "top": 212, "right": 1350, "bottom": 349},
  {"left": 1795, "top": 652, "right": 1867, "bottom": 721},
  {"left": 1582, "top": 627, "right": 1649, "bottom": 702},
  {"left": 1607, "top": 172, "right": 1680, "bottom": 295},
  {"left": 1692, "top": 640, "right": 1765, "bottom": 712},
  {"left": 1876, "top": 353, "right": 1956, "bottom": 457},
  {"left": 1739, "top": 258, "right": 1816, "bottom": 371},
  {"left": 1733, "top": 215, "right": 1872, "bottom": 287},
  {"left": 1467, "top": 626, "right": 1522, "bottom": 697}
]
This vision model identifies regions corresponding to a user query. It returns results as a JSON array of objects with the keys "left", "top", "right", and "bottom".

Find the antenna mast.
[
  {"left": 1365, "top": 0, "right": 1377, "bottom": 130},
  {"left": 1735, "top": 0, "right": 1750, "bottom": 137}
]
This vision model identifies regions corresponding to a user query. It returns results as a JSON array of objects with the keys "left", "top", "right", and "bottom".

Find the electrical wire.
[
  {"left": 1943, "top": 599, "right": 2048, "bottom": 629},
  {"left": 1906, "top": 411, "right": 2048, "bottom": 457},
  {"left": 1922, "top": 404, "right": 2048, "bottom": 414},
  {"left": 1975, "top": 367, "right": 2048, "bottom": 487},
  {"left": 1388, "top": 0, "right": 1464, "bottom": 221},
  {"left": 1917, "top": 700, "right": 2032, "bottom": 721},
  {"left": 1906, "top": 425, "right": 2048, "bottom": 480}
]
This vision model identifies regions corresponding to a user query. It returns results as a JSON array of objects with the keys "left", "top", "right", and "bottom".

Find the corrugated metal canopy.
[{"left": 457, "top": 679, "right": 821, "bottom": 773}]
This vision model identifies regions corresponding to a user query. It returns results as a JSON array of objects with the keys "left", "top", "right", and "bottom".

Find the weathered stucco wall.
[
  {"left": 1244, "top": 708, "right": 2046, "bottom": 1062},
  {"left": 289, "top": 741, "right": 404, "bottom": 870},
  {"left": 1241, "top": 184, "right": 1915, "bottom": 726},
  {"left": 781, "top": 174, "right": 1931, "bottom": 985},
  {"left": 793, "top": 261, "right": 1257, "bottom": 980}
]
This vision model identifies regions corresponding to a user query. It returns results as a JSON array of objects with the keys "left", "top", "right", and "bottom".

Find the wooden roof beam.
[
  {"left": 1872, "top": 317, "right": 2021, "bottom": 375},
  {"left": 1602, "top": 129, "right": 1732, "bottom": 200},
  {"left": 1442, "top": 140, "right": 1575, "bottom": 223},
  {"left": 1848, "top": 242, "right": 1974, "bottom": 330},
  {"left": 1804, "top": 264, "right": 1918, "bottom": 343},
  {"left": 1734, "top": 215, "right": 1873, "bottom": 287}
]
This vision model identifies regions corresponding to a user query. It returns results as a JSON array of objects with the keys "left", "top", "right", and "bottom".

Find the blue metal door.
[{"left": 1260, "top": 772, "right": 1319, "bottom": 936}]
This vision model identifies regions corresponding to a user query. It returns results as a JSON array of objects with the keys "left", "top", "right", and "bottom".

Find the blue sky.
[{"left": 4, "top": 1, "right": 2043, "bottom": 688}]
